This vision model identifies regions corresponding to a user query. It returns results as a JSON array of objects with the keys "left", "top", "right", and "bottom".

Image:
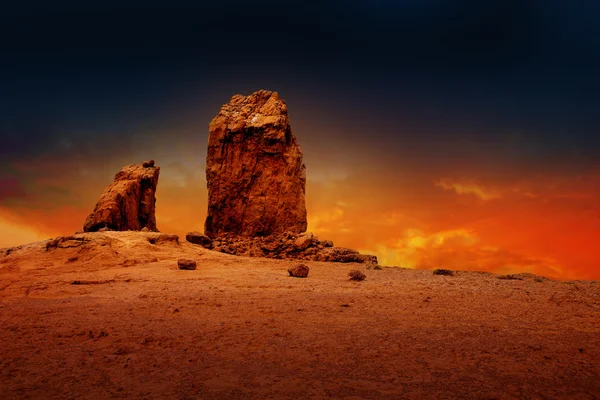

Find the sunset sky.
[{"left": 1, "top": 1, "right": 599, "bottom": 279}]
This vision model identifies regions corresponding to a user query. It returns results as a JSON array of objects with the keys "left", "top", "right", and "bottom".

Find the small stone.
[
  {"left": 140, "top": 227, "right": 150, "bottom": 232},
  {"left": 433, "top": 269, "right": 455, "bottom": 276},
  {"left": 322, "top": 240, "right": 333, "bottom": 248},
  {"left": 288, "top": 263, "right": 309, "bottom": 278},
  {"left": 142, "top": 160, "right": 155, "bottom": 168},
  {"left": 177, "top": 259, "right": 197, "bottom": 270}
]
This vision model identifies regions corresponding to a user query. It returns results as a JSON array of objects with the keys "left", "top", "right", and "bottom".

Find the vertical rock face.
[
  {"left": 83, "top": 160, "right": 160, "bottom": 232},
  {"left": 205, "top": 90, "right": 307, "bottom": 238}
]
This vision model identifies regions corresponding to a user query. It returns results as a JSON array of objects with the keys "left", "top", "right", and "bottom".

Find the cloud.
[
  {"left": 435, "top": 179, "right": 501, "bottom": 200},
  {"left": 434, "top": 174, "right": 599, "bottom": 204},
  {"left": 371, "top": 228, "right": 563, "bottom": 279}
]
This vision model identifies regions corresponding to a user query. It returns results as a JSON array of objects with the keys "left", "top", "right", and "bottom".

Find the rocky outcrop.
[
  {"left": 200, "top": 90, "right": 378, "bottom": 265},
  {"left": 84, "top": 160, "right": 160, "bottom": 232},
  {"left": 205, "top": 90, "right": 307, "bottom": 238},
  {"left": 193, "top": 231, "right": 378, "bottom": 264}
]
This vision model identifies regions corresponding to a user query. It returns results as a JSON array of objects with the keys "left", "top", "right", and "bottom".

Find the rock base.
[{"left": 195, "top": 231, "right": 377, "bottom": 264}]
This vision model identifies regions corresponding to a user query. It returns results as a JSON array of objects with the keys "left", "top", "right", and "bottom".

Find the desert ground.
[{"left": 0, "top": 232, "right": 599, "bottom": 399}]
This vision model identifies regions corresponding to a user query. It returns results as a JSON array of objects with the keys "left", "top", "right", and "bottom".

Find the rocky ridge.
[{"left": 186, "top": 231, "right": 378, "bottom": 264}]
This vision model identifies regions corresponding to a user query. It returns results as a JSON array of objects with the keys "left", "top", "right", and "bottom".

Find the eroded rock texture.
[
  {"left": 83, "top": 161, "right": 160, "bottom": 232},
  {"left": 205, "top": 90, "right": 307, "bottom": 238},
  {"left": 193, "top": 231, "right": 378, "bottom": 264}
]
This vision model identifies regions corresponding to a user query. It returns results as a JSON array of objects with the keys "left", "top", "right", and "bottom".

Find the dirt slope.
[{"left": 1, "top": 232, "right": 599, "bottom": 399}]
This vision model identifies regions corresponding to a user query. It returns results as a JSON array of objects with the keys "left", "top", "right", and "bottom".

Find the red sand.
[{"left": 1, "top": 232, "right": 599, "bottom": 399}]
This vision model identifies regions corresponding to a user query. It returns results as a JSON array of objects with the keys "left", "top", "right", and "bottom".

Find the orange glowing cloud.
[
  {"left": 368, "top": 228, "right": 563, "bottom": 278},
  {"left": 302, "top": 170, "right": 600, "bottom": 280},
  {"left": 434, "top": 179, "right": 501, "bottom": 200}
]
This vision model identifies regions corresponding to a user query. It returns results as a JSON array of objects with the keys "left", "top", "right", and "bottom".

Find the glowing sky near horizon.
[{"left": 1, "top": 119, "right": 598, "bottom": 280}]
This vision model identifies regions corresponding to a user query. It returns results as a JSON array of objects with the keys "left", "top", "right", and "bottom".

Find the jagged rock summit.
[
  {"left": 83, "top": 160, "right": 160, "bottom": 232},
  {"left": 205, "top": 90, "right": 307, "bottom": 238}
]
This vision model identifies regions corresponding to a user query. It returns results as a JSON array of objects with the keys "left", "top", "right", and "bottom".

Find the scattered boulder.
[
  {"left": 433, "top": 269, "right": 455, "bottom": 276},
  {"left": 83, "top": 161, "right": 160, "bottom": 232},
  {"left": 205, "top": 90, "right": 307, "bottom": 238},
  {"left": 177, "top": 259, "right": 197, "bottom": 270},
  {"left": 141, "top": 227, "right": 150, "bottom": 233},
  {"left": 186, "top": 232, "right": 212, "bottom": 247},
  {"left": 288, "top": 263, "right": 309, "bottom": 278},
  {"left": 349, "top": 270, "right": 366, "bottom": 281}
]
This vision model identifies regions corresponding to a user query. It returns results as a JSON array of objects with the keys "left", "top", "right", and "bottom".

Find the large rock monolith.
[
  {"left": 205, "top": 90, "right": 307, "bottom": 238},
  {"left": 83, "top": 160, "right": 160, "bottom": 232}
]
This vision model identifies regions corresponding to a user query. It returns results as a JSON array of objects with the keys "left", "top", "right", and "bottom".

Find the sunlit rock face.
[
  {"left": 205, "top": 90, "right": 307, "bottom": 238},
  {"left": 83, "top": 161, "right": 160, "bottom": 232}
]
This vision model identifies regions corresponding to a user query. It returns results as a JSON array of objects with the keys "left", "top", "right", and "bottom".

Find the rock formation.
[
  {"left": 201, "top": 90, "right": 378, "bottom": 265},
  {"left": 205, "top": 90, "right": 307, "bottom": 238},
  {"left": 191, "top": 231, "right": 378, "bottom": 264},
  {"left": 83, "top": 160, "right": 160, "bottom": 232}
]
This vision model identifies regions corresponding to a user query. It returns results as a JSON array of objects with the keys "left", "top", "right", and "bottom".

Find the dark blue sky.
[{"left": 1, "top": 0, "right": 599, "bottom": 176}]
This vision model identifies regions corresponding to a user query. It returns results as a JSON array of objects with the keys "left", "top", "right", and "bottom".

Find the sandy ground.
[{"left": 0, "top": 231, "right": 599, "bottom": 400}]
